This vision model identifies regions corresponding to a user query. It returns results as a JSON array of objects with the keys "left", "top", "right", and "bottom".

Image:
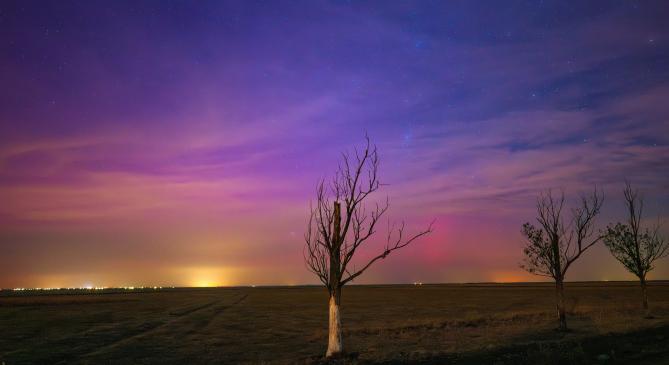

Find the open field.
[{"left": 1, "top": 282, "right": 669, "bottom": 364}]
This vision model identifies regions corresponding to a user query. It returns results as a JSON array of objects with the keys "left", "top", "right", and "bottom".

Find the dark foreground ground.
[{"left": 1, "top": 282, "right": 669, "bottom": 364}]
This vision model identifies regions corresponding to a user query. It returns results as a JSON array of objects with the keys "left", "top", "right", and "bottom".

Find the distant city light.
[{"left": 7, "top": 286, "right": 166, "bottom": 291}]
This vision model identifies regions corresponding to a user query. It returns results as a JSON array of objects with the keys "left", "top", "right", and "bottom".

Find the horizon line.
[{"left": 4, "top": 279, "right": 669, "bottom": 292}]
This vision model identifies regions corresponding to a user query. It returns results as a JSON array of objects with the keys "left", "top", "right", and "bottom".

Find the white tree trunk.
[{"left": 326, "top": 295, "right": 342, "bottom": 357}]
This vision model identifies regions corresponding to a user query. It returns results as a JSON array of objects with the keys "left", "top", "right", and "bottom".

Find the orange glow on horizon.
[
  {"left": 181, "top": 266, "right": 236, "bottom": 288},
  {"left": 489, "top": 270, "right": 536, "bottom": 283}
]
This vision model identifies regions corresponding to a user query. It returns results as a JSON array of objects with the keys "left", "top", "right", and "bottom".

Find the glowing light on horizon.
[
  {"left": 6, "top": 286, "right": 165, "bottom": 291},
  {"left": 181, "top": 266, "right": 235, "bottom": 287},
  {"left": 489, "top": 270, "right": 533, "bottom": 283}
]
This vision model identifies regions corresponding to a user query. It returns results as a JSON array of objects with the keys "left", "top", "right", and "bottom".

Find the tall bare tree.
[
  {"left": 520, "top": 189, "right": 603, "bottom": 331},
  {"left": 603, "top": 182, "right": 668, "bottom": 317},
  {"left": 304, "top": 136, "right": 433, "bottom": 358}
]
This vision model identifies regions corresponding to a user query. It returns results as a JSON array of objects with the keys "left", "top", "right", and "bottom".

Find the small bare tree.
[
  {"left": 603, "top": 182, "right": 668, "bottom": 317},
  {"left": 520, "top": 189, "right": 603, "bottom": 331},
  {"left": 304, "top": 136, "right": 433, "bottom": 358}
]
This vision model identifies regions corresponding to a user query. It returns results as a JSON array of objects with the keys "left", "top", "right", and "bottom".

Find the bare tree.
[
  {"left": 603, "top": 182, "right": 668, "bottom": 317},
  {"left": 304, "top": 136, "right": 433, "bottom": 358},
  {"left": 520, "top": 189, "right": 603, "bottom": 331}
]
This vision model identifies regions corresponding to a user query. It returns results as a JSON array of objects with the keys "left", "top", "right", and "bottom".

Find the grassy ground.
[{"left": 1, "top": 282, "right": 668, "bottom": 364}]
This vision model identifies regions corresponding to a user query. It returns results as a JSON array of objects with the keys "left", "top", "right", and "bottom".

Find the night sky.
[{"left": 1, "top": 1, "right": 668, "bottom": 288}]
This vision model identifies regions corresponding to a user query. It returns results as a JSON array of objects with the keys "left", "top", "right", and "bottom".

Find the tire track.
[
  {"left": 199, "top": 293, "right": 248, "bottom": 332},
  {"left": 80, "top": 293, "right": 248, "bottom": 359}
]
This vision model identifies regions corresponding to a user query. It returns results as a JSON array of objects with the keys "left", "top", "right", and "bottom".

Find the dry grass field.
[{"left": 1, "top": 282, "right": 669, "bottom": 364}]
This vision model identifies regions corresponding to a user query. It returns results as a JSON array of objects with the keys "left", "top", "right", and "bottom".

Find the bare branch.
[
  {"left": 520, "top": 188, "right": 604, "bottom": 281},
  {"left": 303, "top": 135, "right": 433, "bottom": 295},
  {"left": 603, "top": 182, "right": 668, "bottom": 281},
  {"left": 341, "top": 220, "right": 434, "bottom": 285}
]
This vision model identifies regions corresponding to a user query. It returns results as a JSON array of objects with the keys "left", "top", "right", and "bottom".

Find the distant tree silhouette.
[
  {"left": 603, "top": 182, "right": 668, "bottom": 317},
  {"left": 304, "top": 136, "right": 433, "bottom": 358},
  {"left": 520, "top": 189, "right": 603, "bottom": 331}
]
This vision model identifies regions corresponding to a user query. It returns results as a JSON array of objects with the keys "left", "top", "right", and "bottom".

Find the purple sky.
[{"left": 1, "top": 1, "right": 668, "bottom": 288}]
